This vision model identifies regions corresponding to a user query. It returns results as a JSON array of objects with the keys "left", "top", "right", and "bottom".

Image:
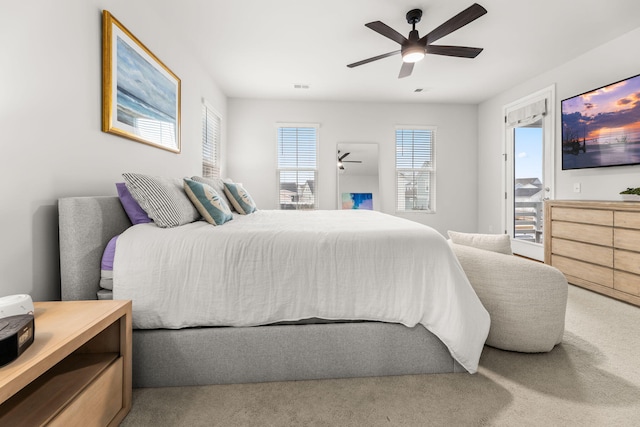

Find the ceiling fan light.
[{"left": 402, "top": 46, "right": 425, "bottom": 63}]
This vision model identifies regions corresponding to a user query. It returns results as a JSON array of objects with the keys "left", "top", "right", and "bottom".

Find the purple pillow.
[
  {"left": 100, "top": 235, "right": 118, "bottom": 290},
  {"left": 101, "top": 235, "right": 118, "bottom": 271},
  {"left": 116, "top": 182, "right": 151, "bottom": 225}
]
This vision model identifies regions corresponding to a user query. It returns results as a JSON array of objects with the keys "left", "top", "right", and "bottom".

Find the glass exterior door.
[
  {"left": 504, "top": 86, "right": 555, "bottom": 261},
  {"left": 513, "top": 122, "right": 544, "bottom": 246}
]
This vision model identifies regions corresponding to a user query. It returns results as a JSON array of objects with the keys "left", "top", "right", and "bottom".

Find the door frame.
[{"left": 502, "top": 85, "right": 556, "bottom": 260}]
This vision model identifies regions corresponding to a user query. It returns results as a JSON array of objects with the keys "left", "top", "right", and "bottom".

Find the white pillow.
[{"left": 447, "top": 230, "right": 513, "bottom": 255}]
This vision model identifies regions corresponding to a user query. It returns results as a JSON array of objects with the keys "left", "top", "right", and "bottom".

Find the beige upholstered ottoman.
[{"left": 449, "top": 241, "right": 568, "bottom": 352}]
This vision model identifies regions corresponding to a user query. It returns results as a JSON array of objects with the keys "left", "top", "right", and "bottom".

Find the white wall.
[
  {"left": 0, "top": 1, "right": 227, "bottom": 301},
  {"left": 227, "top": 99, "right": 478, "bottom": 235},
  {"left": 477, "top": 27, "right": 640, "bottom": 234}
]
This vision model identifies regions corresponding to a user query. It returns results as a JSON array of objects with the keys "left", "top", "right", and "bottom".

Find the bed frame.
[{"left": 58, "top": 196, "right": 464, "bottom": 388}]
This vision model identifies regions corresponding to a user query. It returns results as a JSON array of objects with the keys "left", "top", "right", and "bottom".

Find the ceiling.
[{"left": 152, "top": 0, "right": 640, "bottom": 104}]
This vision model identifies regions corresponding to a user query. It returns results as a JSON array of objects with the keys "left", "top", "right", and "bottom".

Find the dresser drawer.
[
  {"left": 551, "top": 255, "right": 613, "bottom": 288},
  {"left": 551, "top": 237, "right": 613, "bottom": 268},
  {"left": 615, "top": 210, "right": 640, "bottom": 229},
  {"left": 551, "top": 221, "right": 612, "bottom": 246},
  {"left": 551, "top": 207, "right": 613, "bottom": 226},
  {"left": 614, "top": 249, "right": 640, "bottom": 275},
  {"left": 614, "top": 270, "right": 640, "bottom": 296},
  {"left": 614, "top": 228, "right": 640, "bottom": 251}
]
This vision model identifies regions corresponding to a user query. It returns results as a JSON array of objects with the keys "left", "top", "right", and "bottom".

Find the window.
[
  {"left": 276, "top": 124, "right": 318, "bottom": 210},
  {"left": 396, "top": 127, "right": 436, "bottom": 212},
  {"left": 202, "top": 100, "right": 221, "bottom": 178}
]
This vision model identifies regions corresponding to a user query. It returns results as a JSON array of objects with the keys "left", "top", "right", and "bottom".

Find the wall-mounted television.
[{"left": 561, "top": 73, "right": 640, "bottom": 170}]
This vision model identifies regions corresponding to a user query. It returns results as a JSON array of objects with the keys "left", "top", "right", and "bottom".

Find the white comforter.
[{"left": 113, "top": 210, "right": 489, "bottom": 373}]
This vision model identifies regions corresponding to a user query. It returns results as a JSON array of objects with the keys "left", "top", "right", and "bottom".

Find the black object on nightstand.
[{"left": 0, "top": 314, "right": 35, "bottom": 367}]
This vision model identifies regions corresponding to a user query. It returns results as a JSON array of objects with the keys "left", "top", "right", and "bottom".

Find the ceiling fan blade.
[
  {"left": 343, "top": 160, "right": 362, "bottom": 163},
  {"left": 398, "top": 61, "right": 414, "bottom": 79},
  {"left": 365, "top": 21, "right": 408, "bottom": 45},
  {"left": 347, "top": 50, "right": 401, "bottom": 68},
  {"left": 420, "top": 3, "right": 487, "bottom": 46},
  {"left": 338, "top": 152, "right": 351, "bottom": 161},
  {"left": 426, "top": 45, "right": 483, "bottom": 58}
]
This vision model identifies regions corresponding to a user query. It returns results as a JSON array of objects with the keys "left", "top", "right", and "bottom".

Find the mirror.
[{"left": 337, "top": 143, "right": 380, "bottom": 210}]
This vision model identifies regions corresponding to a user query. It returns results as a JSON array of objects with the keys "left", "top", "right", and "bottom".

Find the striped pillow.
[
  {"left": 122, "top": 173, "right": 200, "bottom": 228},
  {"left": 223, "top": 182, "right": 257, "bottom": 215},
  {"left": 183, "top": 178, "right": 233, "bottom": 226}
]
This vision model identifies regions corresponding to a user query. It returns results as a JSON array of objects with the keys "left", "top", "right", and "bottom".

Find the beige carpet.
[{"left": 121, "top": 285, "right": 640, "bottom": 426}]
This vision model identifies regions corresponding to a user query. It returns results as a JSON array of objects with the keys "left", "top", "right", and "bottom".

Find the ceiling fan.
[
  {"left": 347, "top": 3, "right": 487, "bottom": 78},
  {"left": 337, "top": 151, "right": 362, "bottom": 170}
]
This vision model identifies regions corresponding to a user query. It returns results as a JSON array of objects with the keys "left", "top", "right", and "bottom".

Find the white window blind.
[
  {"left": 276, "top": 124, "right": 318, "bottom": 210},
  {"left": 202, "top": 101, "right": 221, "bottom": 178},
  {"left": 396, "top": 127, "right": 436, "bottom": 212},
  {"left": 506, "top": 98, "right": 547, "bottom": 128}
]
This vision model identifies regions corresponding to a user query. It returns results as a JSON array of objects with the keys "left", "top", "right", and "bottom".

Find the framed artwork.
[
  {"left": 102, "top": 10, "right": 181, "bottom": 153},
  {"left": 342, "top": 193, "right": 373, "bottom": 210}
]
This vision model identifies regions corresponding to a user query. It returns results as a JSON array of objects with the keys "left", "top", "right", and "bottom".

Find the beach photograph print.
[
  {"left": 562, "top": 74, "right": 640, "bottom": 170},
  {"left": 102, "top": 11, "right": 181, "bottom": 152}
]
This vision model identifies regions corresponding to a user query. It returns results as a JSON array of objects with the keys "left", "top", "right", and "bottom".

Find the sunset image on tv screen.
[{"left": 561, "top": 74, "right": 640, "bottom": 170}]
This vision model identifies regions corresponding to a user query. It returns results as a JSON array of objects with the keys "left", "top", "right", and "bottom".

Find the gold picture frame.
[{"left": 102, "top": 10, "right": 181, "bottom": 153}]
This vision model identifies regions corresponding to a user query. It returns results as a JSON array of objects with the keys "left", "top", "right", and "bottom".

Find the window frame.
[
  {"left": 202, "top": 99, "right": 221, "bottom": 178},
  {"left": 275, "top": 123, "right": 319, "bottom": 210},
  {"left": 395, "top": 125, "right": 437, "bottom": 214}
]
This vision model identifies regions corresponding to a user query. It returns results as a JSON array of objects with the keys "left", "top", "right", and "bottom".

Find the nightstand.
[{"left": 0, "top": 300, "right": 132, "bottom": 426}]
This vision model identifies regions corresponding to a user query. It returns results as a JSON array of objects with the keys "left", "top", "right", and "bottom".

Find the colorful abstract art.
[{"left": 342, "top": 193, "right": 373, "bottom": 210}]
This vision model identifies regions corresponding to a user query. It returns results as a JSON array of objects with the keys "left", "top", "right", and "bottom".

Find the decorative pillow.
[
  {"left": 122, "top": 173, "right": 200, "bottom": 228},
  {"left": 223, "top": 182, "right": 257, "bottom": 215},
  {"left": 190, "top": 176, "right": 233, "bottom": 211},
  {"left": 183, "top": 178, "right": 233, "bottom": 226},
  {"left": 116, "top": 182, "right": 151, "bottom": 225},
  {"left": 447, "top": 230, "right": 513, "bottom": 255},
  {"left": 100, "top": 235, "right": 118, "bottom": 290}
]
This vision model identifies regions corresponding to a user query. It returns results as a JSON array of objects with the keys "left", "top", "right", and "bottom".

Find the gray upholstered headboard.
[{"left": 58, "top": 196, "right": 131, "bottom": 300}]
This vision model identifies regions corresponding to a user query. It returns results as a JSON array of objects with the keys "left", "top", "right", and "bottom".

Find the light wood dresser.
[
  {"left": 0, "top": 300, "right": 132, "bottom": 426},
  {"left": 544, "top": 200, "right": 640, "bottom": 307}
]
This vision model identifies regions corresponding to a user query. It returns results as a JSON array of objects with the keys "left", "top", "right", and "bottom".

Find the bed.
[{"left": 58, "top": 194, "right": 489, "bottom": 388}]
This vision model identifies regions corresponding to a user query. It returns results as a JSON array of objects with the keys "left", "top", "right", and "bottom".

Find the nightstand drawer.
[{"left": 49, "top": 357, "right": 123, "bottom": 427}]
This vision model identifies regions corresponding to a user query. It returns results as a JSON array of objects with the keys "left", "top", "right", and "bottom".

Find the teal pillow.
[
  {"left": 223, "top": 182, "right": 257, "bottom": 215},
  {"left": 183, "top": 178, "right": 233, "bottom": 226}
]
